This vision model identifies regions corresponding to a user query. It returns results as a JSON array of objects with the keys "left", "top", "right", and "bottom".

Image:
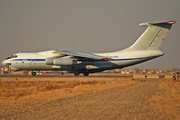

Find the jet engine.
[
  {"left": 46, "top": 58, "right": 77, "bottom": 66},
  {"left": 9, "top": 66, "right": 21, "bottom": 71}
]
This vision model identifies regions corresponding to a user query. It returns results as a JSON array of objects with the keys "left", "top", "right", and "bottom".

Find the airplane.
[{"left": 2, "top": 20, "right": 177, "bottom": 76}]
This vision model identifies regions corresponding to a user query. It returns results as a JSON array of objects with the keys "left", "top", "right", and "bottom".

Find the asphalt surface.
[
  {"left": 0, "top": 74, "right": 174, "bottom": 78},
  {"left": 0, "top": 74, "right": 133, "bottom": 77}
]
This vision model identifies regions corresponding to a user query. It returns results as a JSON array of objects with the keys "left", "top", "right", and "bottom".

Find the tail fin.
[{"left": 130, "top": 20, "right": 177, "bottom": 50}]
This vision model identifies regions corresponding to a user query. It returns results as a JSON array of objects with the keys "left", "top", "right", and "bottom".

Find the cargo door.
[{"left": 30, "top": 59, "right": 35, "bottom": 68}]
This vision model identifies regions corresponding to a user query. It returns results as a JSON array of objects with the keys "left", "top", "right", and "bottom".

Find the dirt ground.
[
  {"left": 0, "top": 77, "right": 135, "bottom": 104},
  {"left": 147, "top": 79, "right": 180, "bottom": 119},
  {"left": 0, "top": 76, "right": 180, "bottom": 119}
]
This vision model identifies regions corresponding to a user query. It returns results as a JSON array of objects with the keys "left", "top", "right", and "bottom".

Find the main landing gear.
[
  {"left": 73, "top": 72, "right": 89, "bottom": 76},
  {"left": 83, "top": 73, "right": 89, "bottom": 76},
  {"left": 74, "top": 72, "right": 80, "bottom": 76}
]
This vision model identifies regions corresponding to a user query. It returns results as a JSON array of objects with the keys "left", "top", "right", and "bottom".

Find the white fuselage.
[{"left": 2, "top": 49, "right": 163, "bottom": 73}]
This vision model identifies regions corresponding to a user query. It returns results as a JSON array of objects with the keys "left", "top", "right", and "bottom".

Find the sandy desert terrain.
[{"left": 0, "top": 76, "right": 180, "bottom": 119}]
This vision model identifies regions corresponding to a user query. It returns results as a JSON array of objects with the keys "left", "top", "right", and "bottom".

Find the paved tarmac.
[
  {"left": 0, "top": 74, "right": 177, "bottom": 79},
  {"left": 0, "top": 74, "right": 133, "bottom": 78}
]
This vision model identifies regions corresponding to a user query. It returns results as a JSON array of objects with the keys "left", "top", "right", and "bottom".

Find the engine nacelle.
[
  {"left": 46, "top": 58, "right": 77, "bottom": 66},
  {"left": 54, "top": 59, "right": 77, "bottom": 66},
  {"left": 9, "top": 66, "right": 21, "bottom": 71},
  {"left": 46, "top": 58, "right": 54, "bottom": 65}
]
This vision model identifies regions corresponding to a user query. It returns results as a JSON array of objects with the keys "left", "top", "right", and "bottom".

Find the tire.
[
  {"left": 32, "top": 72, "right": 36, "bottom": 76},
  {"left": 83, "top": 73, "right": 89, "bottom": 76},
  {"left": 74, "top": 72, "right": 80, "bottom": 76}
]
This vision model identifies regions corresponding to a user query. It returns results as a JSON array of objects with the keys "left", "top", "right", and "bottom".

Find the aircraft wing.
[{"left": 55, "top": 49, "right": 108, "bottom": 60}]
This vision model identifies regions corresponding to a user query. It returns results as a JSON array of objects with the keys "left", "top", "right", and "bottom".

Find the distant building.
[
  {"left": 151, "top": 70, "right": 155, "bottom": 73},
  {"left": 155, "top": 71, "right": 160, "bottom": 74},
  {"left": 13, "top": 71, "right": 24, "bottom": 75},
  {"left": 139, "top": 71, "right": 143, "bottom": 74},
  {"left": 133, "top": 70, "right": 137, "bottom": 74},
  {"left": 121, "top": 71, "right": 125, "bottom": 74},
  {"left": 1, "top": 67, "right": 9, "bottom": 75},
  {"left": 129, "top": 70, "right": 133, "bottom": 74},
  {"left": 176, "top": 71, "right": 180, "bottom": 74},
  {"left": 159, "top": 70, "right": 163, "bottom": 73},
  {"left": 114, "top": 69, "right": 120, "bottom": 73}
]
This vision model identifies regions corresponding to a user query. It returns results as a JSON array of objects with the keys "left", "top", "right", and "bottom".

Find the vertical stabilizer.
[{"left": 130, "top": 20, "right": 177, "bottom": 50}]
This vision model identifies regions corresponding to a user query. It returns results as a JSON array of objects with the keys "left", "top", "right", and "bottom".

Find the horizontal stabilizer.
[
  {"left": 130, "top": 20, "right": 177, "bottom": 50},
  {"left": 139, "top": 20, "right": 177, "bottom": 26}
]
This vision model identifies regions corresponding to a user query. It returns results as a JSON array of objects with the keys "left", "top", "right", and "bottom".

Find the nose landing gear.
[{"left": 31, "top": 72, "right": 36, "bottom": 76}]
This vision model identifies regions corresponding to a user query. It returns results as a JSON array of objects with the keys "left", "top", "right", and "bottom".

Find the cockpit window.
[
  {"left": 6, "top": 55, "right": 18, "bottom": 60},
  {"left": 13, "top": 55, "right": 18, "bottom": 58}
]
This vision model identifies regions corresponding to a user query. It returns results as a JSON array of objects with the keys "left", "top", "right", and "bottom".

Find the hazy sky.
[{"left": 0, "top": 0, "right": 180, "bottom": 70}]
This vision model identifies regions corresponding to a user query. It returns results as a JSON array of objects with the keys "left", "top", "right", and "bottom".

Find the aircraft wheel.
[
  {"left": 83, "top": 73, "right": 89, "bottom": 76},
  {"left": 74, "top": 72, "right": 80, "bottom": 76},
  {"left": 32, "top": 72, "right": 36, "bottom": 76}
]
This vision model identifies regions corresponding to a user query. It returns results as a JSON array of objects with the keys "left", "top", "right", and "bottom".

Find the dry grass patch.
[
  {"left": 0, "top": 80, "right": 100, "bottom": 99},
  {"left": 0, "top": 78, "right": 141, "bottom": 104}
]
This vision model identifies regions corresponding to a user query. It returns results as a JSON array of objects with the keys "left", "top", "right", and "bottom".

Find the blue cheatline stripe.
[
  {"left": 7, "top": 55, "right": 161, "bottom": 62},
  {"left": 9, "top": 59, "right": 46, "bottom": 61},
  {"left": 8, "top": 58, "right": 142, "bottom": 62},
  {"left": 82, "top": 56, "right": 159, "bottom": 61}
]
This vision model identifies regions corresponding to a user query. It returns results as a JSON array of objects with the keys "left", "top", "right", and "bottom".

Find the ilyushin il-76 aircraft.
[{"left": 2, "top": 20, "right": 177, "bottom": 76}]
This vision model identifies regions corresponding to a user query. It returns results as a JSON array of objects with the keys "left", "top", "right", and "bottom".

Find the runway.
[
  {"left": 0, "top": 74, "right": 176, "bottom": 79},
  {"left": 0, "top": 74, "right": 133, "bottom": 78}
]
